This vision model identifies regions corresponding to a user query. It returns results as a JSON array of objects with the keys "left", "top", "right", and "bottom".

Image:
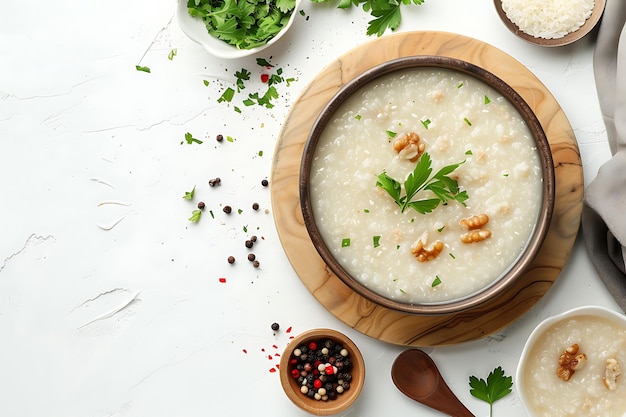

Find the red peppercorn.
[
  {"left": 325, "top": 365, "right": 335, "bottom": 375},
  {"left": 291, "top": 369, "right": 300, "bottom": 379},
  {"left": 313, "top": 379, "right": 322, "bottom": 389},
  {"left": 261, "top": 73, "right": 270, "bottom": 83},
  {"left": 309, "top": 341, "right": 317, "bottom": 351}
]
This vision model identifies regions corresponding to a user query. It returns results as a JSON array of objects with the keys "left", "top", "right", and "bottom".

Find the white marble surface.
[{"left": 0, "top": 0, "right": 620, "bottom": 416}]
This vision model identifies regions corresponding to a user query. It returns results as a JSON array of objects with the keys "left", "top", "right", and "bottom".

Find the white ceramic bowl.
[
  {"left": 517, "top": 306, "right": 626, "bottom": 417},
  {"left": 176, "top": 0, "right": 302, "bottom": 59}
]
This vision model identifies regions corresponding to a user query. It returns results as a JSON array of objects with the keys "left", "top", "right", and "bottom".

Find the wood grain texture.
[{"left": 270, "top": 31, "right": 583, "bottom": 347}]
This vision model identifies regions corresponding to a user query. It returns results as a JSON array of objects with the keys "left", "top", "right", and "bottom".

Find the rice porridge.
[
  {"left": 520, "top": 315, "right": 626, "bottom": 417},
  {"left": 309, "top": 67, "right": 544, "bottom": 304}
]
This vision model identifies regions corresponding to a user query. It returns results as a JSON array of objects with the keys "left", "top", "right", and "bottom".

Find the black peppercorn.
[
  {"left": 271, "top": 322, "right": 279, "bottom": 331},
  {"left": 252, "top": 202, "right": 259, "bottom": 210},
  {"left": 197, "top": 201, "right": 205, "bottom": 210},
  {"left": 248, "top": 253, "right": 256, "bottom": 262},
  {"left": 261, "top": 179, "right": 269, "bottom": 187},
  {"left": 252, "top": 260, "right": 260, "bottom": 268},
  {"left": 227, "top": 256, "right": 235, "bottom": 264},
  {"left": 209, "top": 177, "right": 221, "bottom": 187},
  {"left": 223, "top": 205, "right": 232, "bottom": 214},
  {"left": 216, "top": 134, "right": 224, "bottom": 142},
  {"left": 245, "top": 240, "right": 253, "bottom": 248}
]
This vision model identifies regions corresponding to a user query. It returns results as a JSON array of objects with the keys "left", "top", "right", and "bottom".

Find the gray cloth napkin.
[{"left": 582, "top": 0, "right": 626, "bottom": 311}]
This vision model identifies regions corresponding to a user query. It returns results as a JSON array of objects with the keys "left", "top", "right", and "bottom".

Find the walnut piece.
[
  {"left": 411, "top": 232, "right": 444, "bottom": 262},
  {"left": 460, "top": 229, "right": 491, "bottom": 244},
  {"left": 459, "top": 214, "right": 489, "bottom": 230},
  {"left": 603, "top": 358, "right": 621, "bottom": 391},
  {"left": 392, "top": 132, "right": 425, "bottom": 162},
  {"left": 557, "top": 344, "right": 587, "bottom": 381}
]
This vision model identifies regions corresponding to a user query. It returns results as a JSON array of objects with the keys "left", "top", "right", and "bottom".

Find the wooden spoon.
[{"left": 391, "top": 349, "right": 475, "bottom": 417}]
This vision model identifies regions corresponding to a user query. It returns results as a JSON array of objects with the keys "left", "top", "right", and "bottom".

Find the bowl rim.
[
  {"left": 493, "top": 0, "right": 606, "bottom": 47},
  {"left": 279, "top": 328, "right": 365, "bottom": 415},
  {"left": 176, "top": 0, "right": 302, "bottom": 59},
  {"left": 299, "top": 55, "right": 556, "bottom": 315},
  {"left": 515, "top": 305, "right": 626, "bottom": 416}
]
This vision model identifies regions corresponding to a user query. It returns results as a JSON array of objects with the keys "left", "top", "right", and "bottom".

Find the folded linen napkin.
[{"left": 582, "top": 0, "right": 626, "bottom": 311}]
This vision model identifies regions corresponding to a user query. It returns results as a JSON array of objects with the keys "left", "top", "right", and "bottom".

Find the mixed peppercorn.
[{"left": 288, "top": 338, "right": 353, "bottom": 401}]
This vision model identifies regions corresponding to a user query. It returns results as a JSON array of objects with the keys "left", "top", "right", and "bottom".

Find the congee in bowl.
[
  {"left": 517, "top": 306, "right": 626, "bottom": 417},
  {"left": 300, "top": 56, "right": 555, "bottom": 315}
]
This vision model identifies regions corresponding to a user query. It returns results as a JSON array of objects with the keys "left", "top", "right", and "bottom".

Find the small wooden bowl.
[
  {"left": 279, "top": 329, "right": 365, "bottom": 415},
  {"left": 494, "top": 0, "right": 606, "bottom": 47}
]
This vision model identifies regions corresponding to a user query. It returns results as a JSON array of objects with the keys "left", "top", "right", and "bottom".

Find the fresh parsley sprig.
[
  {"left": 469, "top": 367, "right": 513, "bottom": 417},
  {"left": 312, "top": 0, "right": 425, "bottom": 37},
  {"left": 376, "top": 152, "right": 468, "bottom": 214}
]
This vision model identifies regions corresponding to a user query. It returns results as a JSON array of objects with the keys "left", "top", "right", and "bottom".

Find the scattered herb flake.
[
  {"left": 189, "top": 209, "right": 202, "bottom": 223},
  {"left": 421, "top": 119, "right": 431, "bottom": 129},
  {"left": 373, "top": 235, "right": 381, "bottom": 248},
  {"left": 465, "top": 149, "right": 473, "bottom": 155},
  {"left": 355, "top": 114, "right": 362, "bottom": 120},
  {"left": 469, "top": 367, "right": 513, "bottom": 417},
  {"left": 464, "top": 117, "right": 472, "bottom": 126},
  {"left": 257, "top": 58, "right": 273, "bottom": 67},
  {"left": 431, "top": 276, "right": 442, "bottom": 287},
  {"left": 210, "top": 210, "right": 215, "bottom": 218},
  {"left": 227, "top": 136, "right": 235, "bottom": 142},
  {"left": 449, "top": 252, "right": 456, "bottom": 259},
  {"left": 238, "top": 209, "right": 244, "bottom": 215},
  {"left": 184, "top": 132, "right": 203, "bottom": 145},
  {"left": 386, "top": 130, "right": 397, "bottom": 138},
  {"left": 341, "top": 238, "right": 351, "bottom": 247},
  {"left": 437, "top": 225, "right": 445, "bottom": 232},
  {"left": 218, "top": 87, "right": 236, "bottom": 103},
  {"left": 203, "top": 79, "right": 210, "bottom": 86},
  {"left": 135, "top": 65, "right": 151, "bottom": 73},
  {"left": 183, "top": 186, "right": 196, "bottom": 200},
  {"left": 168, "top": 48, "right": 177, "bottom": 60},
  {"left": 484, "top": 95, "right": 491, "bottom": 104},
  {"left": 258, "top": 150, "right": 264, "bottom": 156},
  {"left": 457, "top": 82, "right": 464, "bottom": 88},
  {"left": 363, "top": 208, "right": 370, "bottom": 213}
]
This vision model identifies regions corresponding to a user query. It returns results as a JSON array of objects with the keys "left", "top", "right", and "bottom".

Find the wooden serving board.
[{"left": 270, "top": 31, "right": 583, "bottom": 346}]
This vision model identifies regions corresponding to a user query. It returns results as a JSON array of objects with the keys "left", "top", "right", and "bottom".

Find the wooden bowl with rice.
[{"left": 494, "top": 0, "right": 606, "bottom": 47}]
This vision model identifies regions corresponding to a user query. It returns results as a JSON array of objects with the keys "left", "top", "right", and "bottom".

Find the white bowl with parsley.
[{"left": 177, "top": 0, "right": 301, "bottom": 59}]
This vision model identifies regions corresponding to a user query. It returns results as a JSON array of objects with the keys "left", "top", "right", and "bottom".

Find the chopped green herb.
[
  {"left": 189, "top": 209, "right": 202, "bottom": 223},
  {"left": 235, "top": 68, "right": 251, "bottom": 90},
  {"left": 399, "top": 288, "right": 407, "bottom": 294},
  {"left": 218, "top": 87, "right": 236, "bottom": 104},
  {"left": 135, "top": 65, "right": 150, "bottom": 73},
  {"left": 183, "top": 186, "right": 196, "bottom": 200},
  {"left": 373, "top": 235, "right": 381, "bottom": 248},
  {"left": 341, "top": 238, "right": 351, "bottom": 247},
  {"left": 257, "top": 58, "right": 273, "bottom": 67},
  {"left": 431, "top": 276, "right": 442, "bottom": 287},
  {"left": 484, "top": 95, "right": 491, "bottom": 104},
  {"left": 243, "top": 225, "right": 248, "bottom": 232},
  {"left": 386, "top": 130, "right": 397, "bottom": 138},
  {"left": 376, "top": 152, "right": 469, "bottom": 214},
  {"left": 363, "top": 208, "right": 370, "bottom": 213},
  {"left": 396, "top": 245, "right": 400, "bottom": 250},
  {"left": 184, "top": 132, "right": 203, "bottom": 145},
  {"left": 186, "top": 0, "right": 297, "bottom": 50},
  {"left": 209, "top": 210, "right": 215, "bottom": 218},
  {"left": 449, "top": 252, "right": 456, "bottom": 259},
  {"left": 437, "top": 225, "right": 445, "bottom": 232},
  {"left": 421, "top": 119, "right": 431, "bottom": 129},
  {"left": 234, "top": 106, "right": 242, "bottom": 113},
  {"left": 465, "top": 149, "right": 473, "bottom": 155},
  {"left": 203, "top": 79, "right": 210, "bottom": 86},
  {"left": 258, "top": 150, "right": 264, "bottom": 156},
  {"left": 457, "top": 82, "right": 464, "bottom": 88},
  {"left": 469, "top": 367, "right": 513, "bottom": 417},
  {"left": 168, "top": 49, "right": 177, "bottom": 60},
  {"left": 503, "top": 173, "right": 509, "bottom": 177},
  {"left": 355, "top": 114, "right": 362, "bottom": 120},
  {"left": 464, "top": 117, "right": 472, "bottom": 126},
  {"left": 227, "top": 136, "right": 235, "bottom": 142}
]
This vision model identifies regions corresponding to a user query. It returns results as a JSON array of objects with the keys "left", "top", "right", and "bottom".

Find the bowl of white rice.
[
  {"left": 494, "top": 0, "right": 606, "bottom": 47},
  {"left": 299, "top": 55, "right": 555, "bottom": 315},
  {"left": 517, "top": 306, "right": 626, "bottom": 417}
]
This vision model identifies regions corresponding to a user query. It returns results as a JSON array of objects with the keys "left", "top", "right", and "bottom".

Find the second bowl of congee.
[{"left": 300, "top": 56, "right": 555, "bottom": 315}]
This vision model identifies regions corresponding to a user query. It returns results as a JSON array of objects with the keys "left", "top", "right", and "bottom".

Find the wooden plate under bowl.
[{"left": 270, "top": 31, "right": 584, "bottom": 347}]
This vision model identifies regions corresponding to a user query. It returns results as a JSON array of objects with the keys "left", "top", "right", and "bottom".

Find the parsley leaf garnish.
[
  {"left": 469, "top": 367, "right": 513, "bottom": 417},
  {"left": 189, "top": 209, "right": 202, "bottom": 223},
  {"left": 376, "top": 152, "right": 468, "bottom": 214},
  {"left": 312, "top": 0, "right": 425, "bottom": 37},
  {"left": 183, "top": 186, "right": 196, "bottom": 200}
]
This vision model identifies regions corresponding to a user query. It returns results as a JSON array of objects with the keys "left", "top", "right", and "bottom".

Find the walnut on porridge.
[{"left": 557, "top": 343, "right": 587, "bottom": 382}]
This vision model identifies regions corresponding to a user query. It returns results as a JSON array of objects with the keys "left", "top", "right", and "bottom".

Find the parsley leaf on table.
[
  {"left": 312, "top": 0, "right": 425, "bottom": 37},
  {"left": 469, "top": 366, "right": 513, "bottom": 417}
]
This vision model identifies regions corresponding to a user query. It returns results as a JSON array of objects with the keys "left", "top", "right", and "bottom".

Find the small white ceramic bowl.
[
  {"left": 176, "top": 0, "right": 302, "bottom": 59},
  {"left": 517, "top": 306, "right": 626, "bottom": 417}
]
